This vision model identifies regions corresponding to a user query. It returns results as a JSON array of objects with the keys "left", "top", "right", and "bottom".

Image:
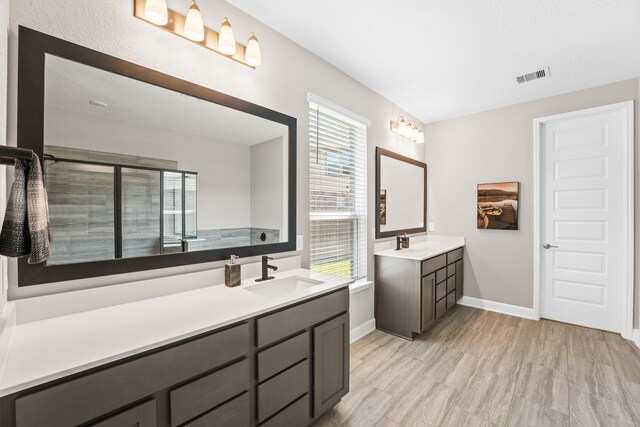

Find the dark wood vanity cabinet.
[
  {"left": 375, "top": 247, "right": 464, "bottom": 339},
  {"left": 0, "top": 288, "right": 350, "bottom": 427}
]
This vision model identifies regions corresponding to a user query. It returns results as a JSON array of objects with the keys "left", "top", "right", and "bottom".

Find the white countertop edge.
[
  {"left": 373, "top": 239, "right": 465, "bottom": 261},
  {"left": 0, "top": 270, "right": 350, "bottom": 397}
]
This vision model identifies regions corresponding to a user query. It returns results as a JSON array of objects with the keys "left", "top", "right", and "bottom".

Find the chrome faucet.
[{"left": 256, "top": 256, "right": 278, "bottom": 282}]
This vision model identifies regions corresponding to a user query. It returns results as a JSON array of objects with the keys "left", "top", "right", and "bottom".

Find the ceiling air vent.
[{"left": 515, "top": 67, "right": 550, "bottom": 84}]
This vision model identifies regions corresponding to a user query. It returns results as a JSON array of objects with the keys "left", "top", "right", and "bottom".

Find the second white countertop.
[
  {"left": 373, "top": 235, "right": 465, "bottom": 261},
  {"left": 0, "top": 268, "right": 350, "bottom": 397}
]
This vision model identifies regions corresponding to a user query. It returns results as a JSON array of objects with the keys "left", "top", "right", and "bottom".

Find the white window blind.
[{"left": 309, "top": 101, "right": 367, "bottom": 281}]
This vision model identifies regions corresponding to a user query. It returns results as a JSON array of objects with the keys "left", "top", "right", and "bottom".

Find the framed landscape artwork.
[{"left": 477, "top": 182, "right": 519, "bottom": 230}]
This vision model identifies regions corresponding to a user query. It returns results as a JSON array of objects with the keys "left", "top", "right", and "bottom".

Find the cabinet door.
[
  {"left": 456, "top": 260, "right": 464, "bottom": 299},
  {"left": 421, "top": 273, "right": 435, "bottom": 331},
  {"left": 91, "top": 399, "right": 156, "bottom": 427},
  {"left": 313, "top": 313, "right": 349, "bottom": 418}
]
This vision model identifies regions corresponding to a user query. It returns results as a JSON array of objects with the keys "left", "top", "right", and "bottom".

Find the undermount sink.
[{"left": 244, "top": 276, "right": 324, "bottom": 297}]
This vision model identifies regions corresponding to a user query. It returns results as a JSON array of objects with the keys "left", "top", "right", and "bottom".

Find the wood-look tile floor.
[{"left": 316, "top": 305, "right": 640, "bottom": 427}]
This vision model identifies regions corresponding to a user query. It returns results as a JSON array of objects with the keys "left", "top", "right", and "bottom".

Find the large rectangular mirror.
[
  {"left": 17, "top": 27, "right": 296, "bottom": 286},
  {"left": 375, "top": 147, "right": 426, "bottom": 238}
]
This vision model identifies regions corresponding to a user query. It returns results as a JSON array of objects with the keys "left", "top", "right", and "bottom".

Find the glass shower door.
[{"left": 162, "top": 171, "right": 183, "bottom": 254}]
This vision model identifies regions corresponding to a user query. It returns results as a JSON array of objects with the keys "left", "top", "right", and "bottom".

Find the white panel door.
[{"left": 540, "top": 107, "right": 627, "bottom": 332}]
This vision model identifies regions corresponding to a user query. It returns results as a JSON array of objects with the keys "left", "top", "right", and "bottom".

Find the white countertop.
[
  {"left": 373, "top": 235, "right": 465, "bottom": 261},
  {"left": 0, "top": 268, "right": 350, "bottom": 397}
]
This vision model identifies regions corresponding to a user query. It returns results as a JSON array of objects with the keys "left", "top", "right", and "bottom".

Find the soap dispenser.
[{"left": 225, "top": 255, "right": 241, "bottom": 287}]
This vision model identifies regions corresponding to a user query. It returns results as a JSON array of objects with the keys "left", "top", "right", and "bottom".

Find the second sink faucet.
[{"left": 256, "top": 255, "right": 278, "bottom": 282}]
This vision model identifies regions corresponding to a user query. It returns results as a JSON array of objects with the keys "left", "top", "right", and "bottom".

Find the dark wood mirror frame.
[
  {"left": 16, "top": 26, "right": 297, "bottom": 286},
  {"left": 375, "top": 147, "right": 427, "bottom": 239}
]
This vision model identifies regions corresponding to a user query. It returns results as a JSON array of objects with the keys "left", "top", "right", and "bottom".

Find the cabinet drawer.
[
  {"left": 422, "top": 254, "right": 446, "bottom": 275},
  {"left": 91, "top": 399, "right": 156, "bottom": 427},
  {"left": 436, "top": 268, "right": 447, "bottom": 284},
  {"left": 258, "top": 331, "right": 309, "bottom": 382},
  {"left": 15, "top": 323, "right": 249, "bottom": 427},
  {"left": 436, "top": 281, "right": 447, "bottom": 301},
  {"left": 258, "top": 360, "right": 309, "bottom": 422},
  {"left": 447, "top": 264, "right": 456, "bottom": 277},
  {"left": 435, "top": 298, "right": 447, "bottom": 319},
  {"left": 184, "top": 393, "right": 250, "bottom": 427},
  {"left": 447, "top": 248, "right": 463, "bottom": 264},
  {"left": 447, "top": 291, "right": 456, "bottom": 310},
  {"left": 170, "top": 358, "right": 250, "bottom": 426},
  {"left": 261, "top": 394, "right": 309, "bottom": 427},
  {"left": 257, "top": 289, "right": 348, "bottom": 348},
  {"left": 446, "top": 276, "right": 456, "bottom": 294}
]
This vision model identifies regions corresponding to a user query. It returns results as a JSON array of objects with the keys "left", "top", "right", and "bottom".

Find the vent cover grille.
[{"left": 516, "top": 67, "right": 550, "bottom": 84}]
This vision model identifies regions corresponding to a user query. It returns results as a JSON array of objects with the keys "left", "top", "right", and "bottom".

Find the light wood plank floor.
[{"left": 316, "top": 305, "right": 640, "bottom": 427}]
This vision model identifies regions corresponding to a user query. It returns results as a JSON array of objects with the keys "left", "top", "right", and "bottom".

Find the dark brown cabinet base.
[
  {"left": 375, "top": 247, "right": 464, "bottom": 340},
  {"left": 0, "top": 288, "right": 350, "bottom": 427}
]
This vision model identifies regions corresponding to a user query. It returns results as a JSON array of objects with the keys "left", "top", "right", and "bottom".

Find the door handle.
[{"left": 543, "top": 243, "right": 558, "bottom": 249}]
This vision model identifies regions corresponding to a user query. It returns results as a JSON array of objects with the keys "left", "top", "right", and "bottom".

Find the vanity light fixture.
[
  {"left": 184, "top": 0, "right": 205, "bottom": 42},
  {"left": 218, "top": 17, "right": 237, "bottom": 55},
  {"left": 143, "top": 0, "right": 168, "bottom": 25},
  {"left": 134, "top": 0, "right": 261, "bottom": 68},
  {"left": 390, "top": 117, "right": 424, "bottom": 143}
]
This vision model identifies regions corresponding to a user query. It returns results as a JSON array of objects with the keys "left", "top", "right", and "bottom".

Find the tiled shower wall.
[
  {"left": 45, "top": 146, "right": 174, "bottom": 264},
  {"left": 45, "top": 146, "right": 280, "bottom": 265}
]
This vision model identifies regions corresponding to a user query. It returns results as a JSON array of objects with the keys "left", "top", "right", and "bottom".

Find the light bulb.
[
  {"left": 417, "top": 130, "right": 425, "bottom": 144},
  {"left": 184, "top": 1, "right": 204, "bottom": 42},
  {"left": 144, "top": 0, "right": 168, "bottom": 25},
  {"left": 245, "top": 33, "right": 261, "bottom": 67},
  {"left": 218, "top": 17, "right": 236, "bottom": 55},
  {"left": 397, "top": 118, "right": 407, "bottom": 134}
]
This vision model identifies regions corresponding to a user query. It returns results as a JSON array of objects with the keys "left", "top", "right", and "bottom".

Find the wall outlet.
[
  {"left": 296, "top": 235, "right": 304, "bottom": 251},
  {"left": 428, "top": 223, "right": 435, "bottom": 232}
]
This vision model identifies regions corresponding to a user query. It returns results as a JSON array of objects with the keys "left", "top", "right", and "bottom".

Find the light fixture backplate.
[{"left": 133, "top": 0, "right": 255, "bottom": 69}]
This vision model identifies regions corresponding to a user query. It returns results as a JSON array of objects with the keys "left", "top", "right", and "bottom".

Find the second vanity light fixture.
[
  {"left": 136, "top": 0, "right": 261, "bottom": 68},
  {"left": 390, "top": 117, "right": 424, "bottom": 143}
]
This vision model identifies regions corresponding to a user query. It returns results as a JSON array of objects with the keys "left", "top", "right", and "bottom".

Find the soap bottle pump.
[{"left": 225, "top": 255, "right": 241, "bottom": 287}]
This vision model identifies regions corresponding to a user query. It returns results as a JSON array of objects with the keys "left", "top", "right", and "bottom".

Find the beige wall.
[
  {"left": 425, "top": 78, "right": 640, "bottom": 328},
  {"left": 5, "top": 0, "right": 424, "bottom": 334}
]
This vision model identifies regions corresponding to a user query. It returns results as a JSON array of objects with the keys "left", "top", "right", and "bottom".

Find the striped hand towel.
[
  {"left": 0, "top": 153, "right": 51, "bottom": 263},
  {"left": 0, "top": 158, "right": 30, "bottom": 257},
  {"left": 26, "top": 153, "right": 51, "bottom": 264}
]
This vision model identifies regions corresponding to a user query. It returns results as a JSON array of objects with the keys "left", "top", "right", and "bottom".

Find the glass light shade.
[
  {"left": 184, "top": 1, "right": 205, "bottom": 42},
  {"left": 144, "top": 0, "right": 168, "bottom": 25},
  {"left": 245, "top": 33, "right": 261, "bottom": 67},
  {"left": 397, "top": 118, "right": 407, "bottom": 134},
  {"left": 404, "top": 123, "right": 414, "bottom": 138},
  {"left": 218, "top": 18, "right": 236, "bottom": 55},
  {"left": 412, "top": 126, "right": 420, "bottom": 141},
  {"left": 417, "top": 130, "right": 425, "bottom": 143}
]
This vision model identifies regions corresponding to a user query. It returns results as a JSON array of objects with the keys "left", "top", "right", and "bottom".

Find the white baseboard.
[
  {"left": 350, "top": 318, "right": 375, "bottom": 344},
  {"left": 633, "top": 329, "right": 640, "bottom": 350},
  {"left": 458, "top": 296, "right": 534, "bottom": 319}
]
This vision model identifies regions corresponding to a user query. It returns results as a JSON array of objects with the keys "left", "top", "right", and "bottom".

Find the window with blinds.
[{"left": 309, "top": 101, "right": 367, "bottom": 281}]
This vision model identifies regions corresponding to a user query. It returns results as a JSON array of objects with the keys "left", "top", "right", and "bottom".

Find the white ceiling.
[
  {"left": 44, "top": 55, "right": 287, "bottom": 146},
  {"left": 227, "top": 0, "right": 640, "bottom": 123}
]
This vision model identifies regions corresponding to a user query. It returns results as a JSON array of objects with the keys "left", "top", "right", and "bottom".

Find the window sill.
[{"left": 349, "top": 279, "right": 372, "bottom": 295}]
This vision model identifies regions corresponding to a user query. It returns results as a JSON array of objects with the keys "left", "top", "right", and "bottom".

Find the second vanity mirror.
[
  {"left": 375, "top": 147, "right": 426, "bottom": 239},
  {"left": 17, "top": 27, "right": 296, "bottom": 285}
]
